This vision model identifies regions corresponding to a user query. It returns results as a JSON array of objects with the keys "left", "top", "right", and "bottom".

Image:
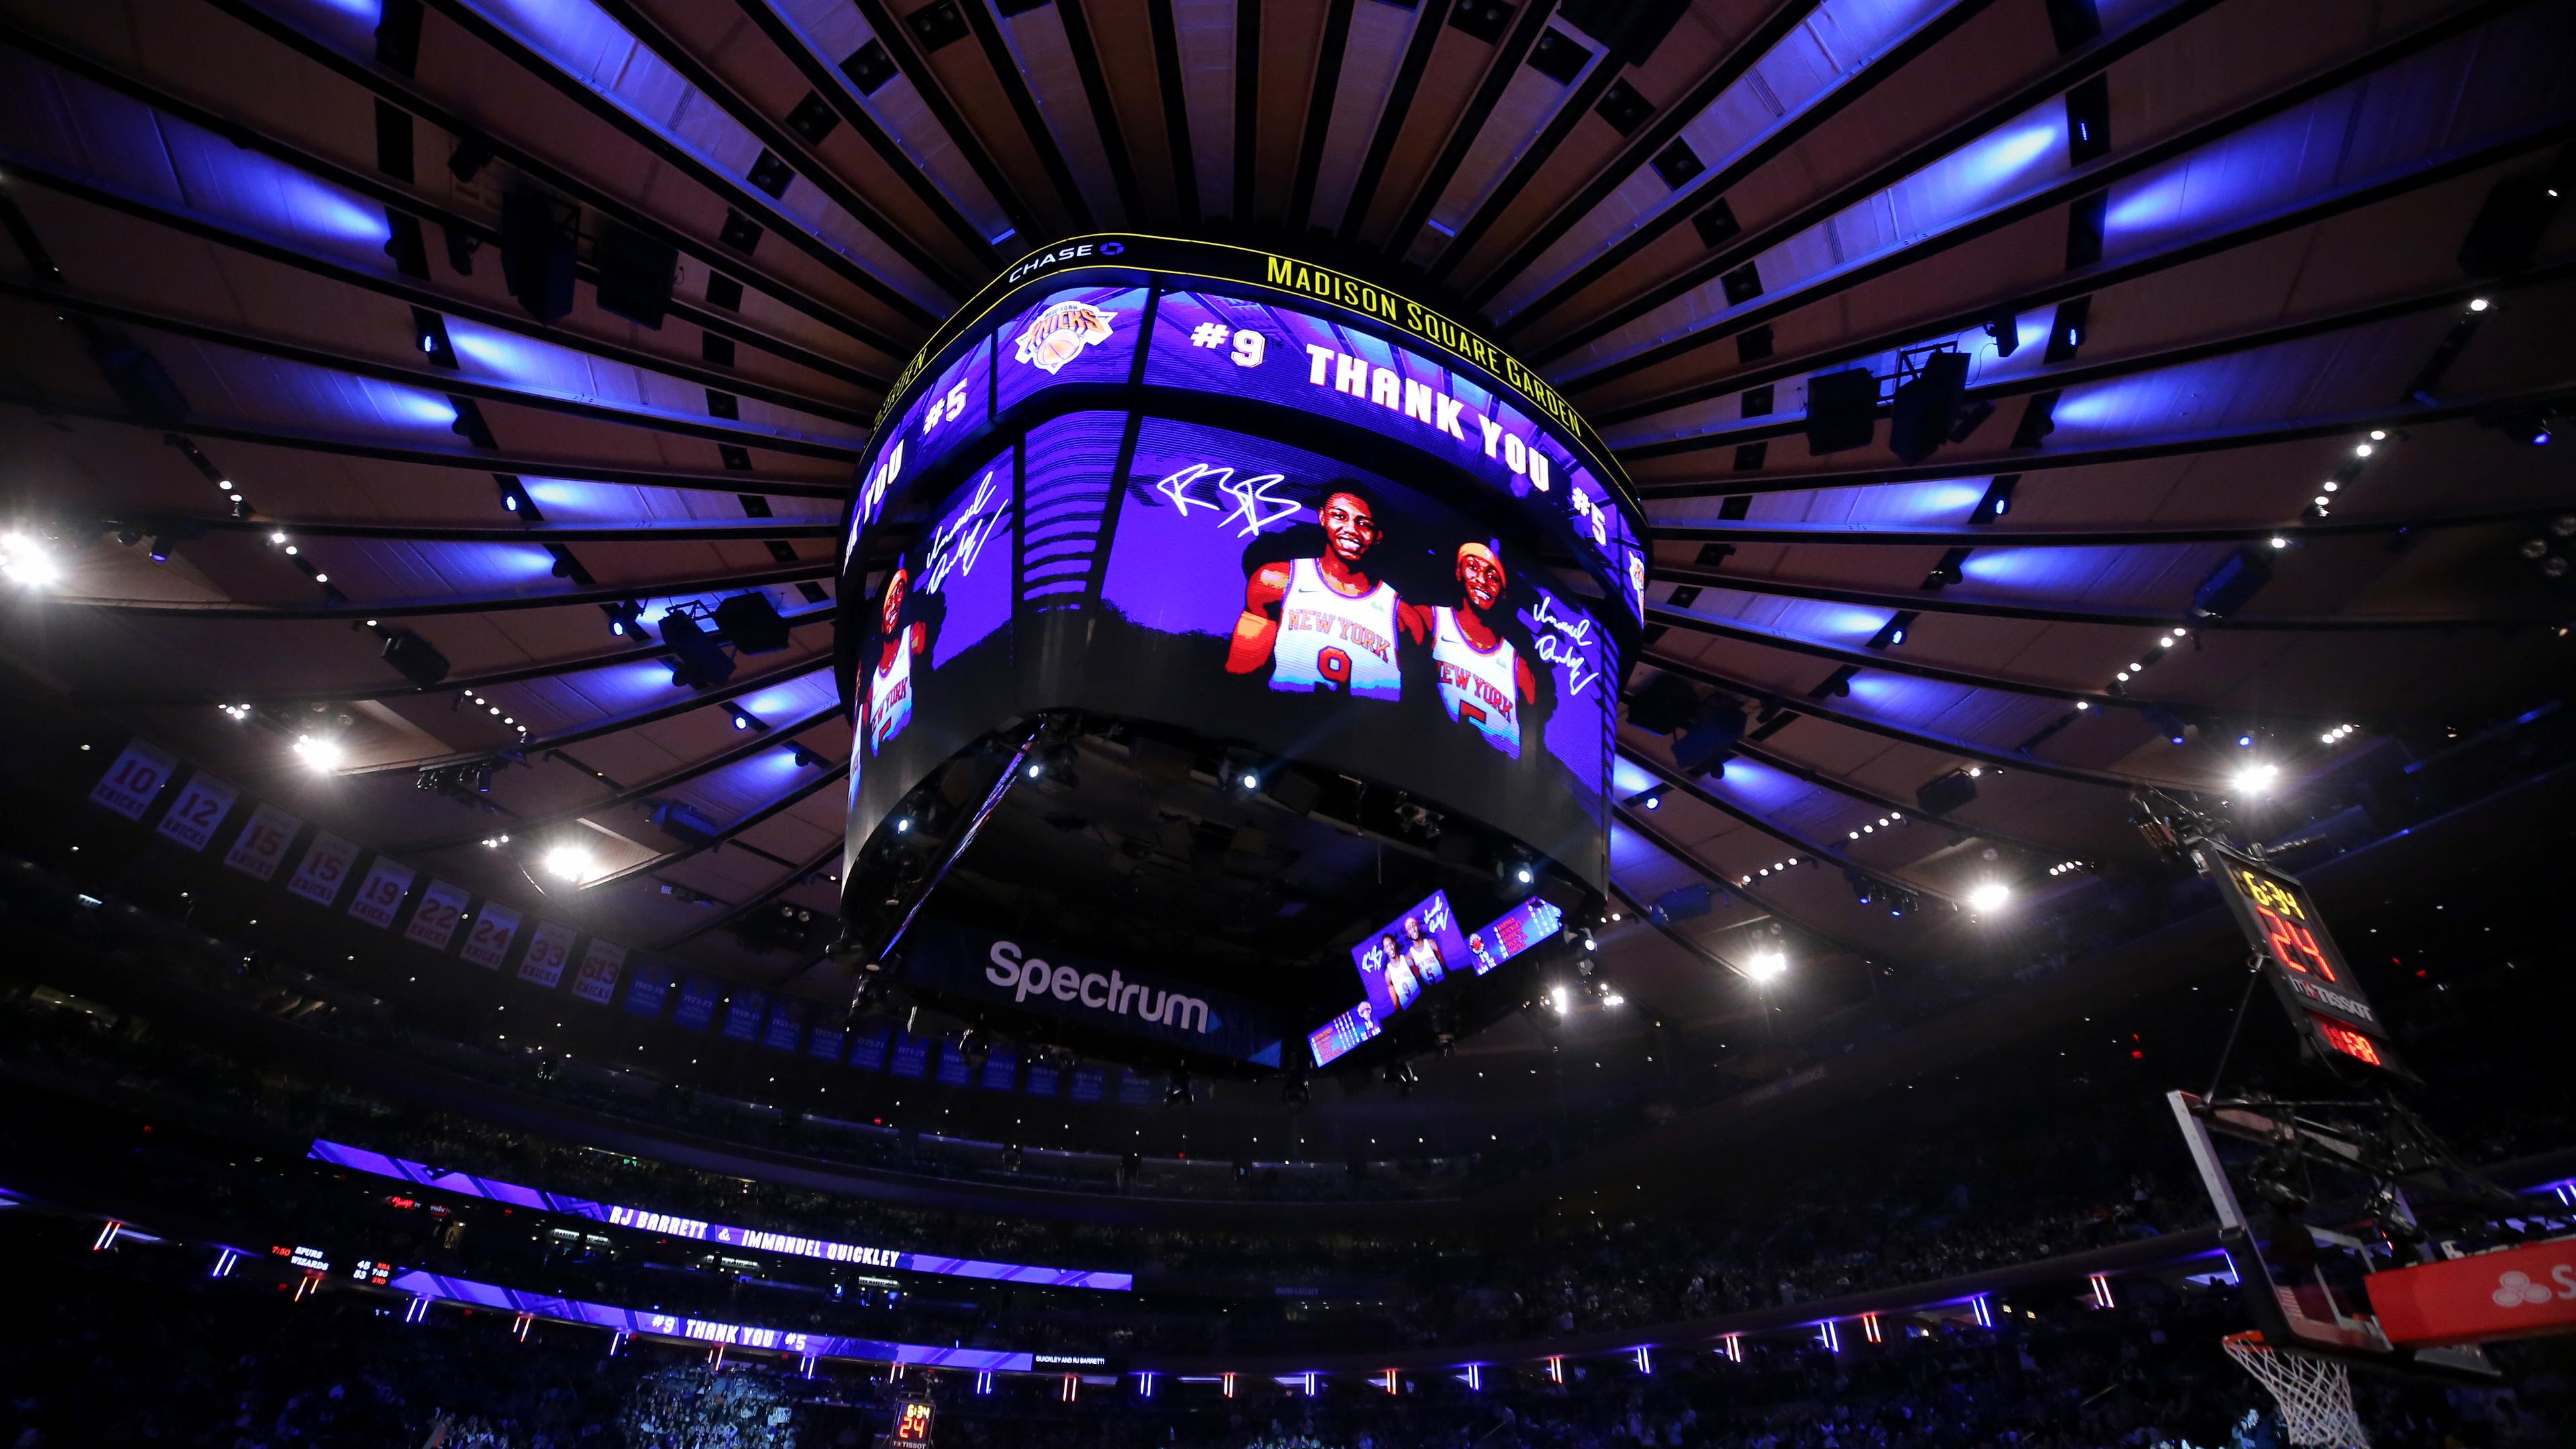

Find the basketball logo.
[
  {"left": 2493, "top": 1270, "right": 2554, "bottom": 1307},
  {"left": 1012, "top": 300, "right": 1119, "bottom": 374}
]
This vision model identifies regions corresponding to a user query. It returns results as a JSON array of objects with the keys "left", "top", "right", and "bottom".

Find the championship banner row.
[
  {"left": 86, "top": 737, "right": 1181, "bottom": 1107},
  {"left": 89, "top": 738, "right": 624, "bottom": 1000}
]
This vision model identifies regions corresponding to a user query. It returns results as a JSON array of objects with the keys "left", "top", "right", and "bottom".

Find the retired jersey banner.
[
  {"left": 285, "top": 832, "right": 360, "bottom": 906},
  {"left": 899, "top": 918, "right": 1285, "bottom": 1063},
  {"left": 460, "top": 903, "right": 523, "bottom": 970},
  {"left": 674, "top": 978, "right": 722, "bottom": 1030},
  {"left": 347, "top": 858, "right": 416, "bottom": 929},
  {"left": 622, "top": 971, "right": 669, "bottom": 1018},
  {"left": 223, "top": 804, "right": 301, "bottom": 881},
  {"left": 90, "top": 740, "right": 178, "bottom": 819},
  {"left": 518, "top": 920, "right": 578, "bottom": 988},
  {"left": 154, "top": 772, "right": 237, "bottom": 851},
  {"left": 405, "top": 879, "right": 472, "bottom": 951},
  {"left": 721, "top": 989, "right": 767, "bottom": 1042},
  {"left": 572, "top": 939, "right": 625, "bottom": 1004}
]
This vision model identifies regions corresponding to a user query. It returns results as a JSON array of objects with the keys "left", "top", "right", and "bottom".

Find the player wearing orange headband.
[{"left": 1430, "top": 541, "right": 1540, "bottom": 759}]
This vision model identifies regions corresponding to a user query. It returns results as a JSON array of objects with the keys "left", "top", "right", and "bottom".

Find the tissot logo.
[{"left": 985, "top": 941, "right": 1212, "bottom": 1034}]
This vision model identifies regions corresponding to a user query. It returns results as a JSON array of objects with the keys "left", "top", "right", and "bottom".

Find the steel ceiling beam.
[
  {"left": 1633, "top": 378, "right": 2576, "bottom": 501},
  {"left": 1619, "top": 264, "right": 2576, "bottom": 462},
  {"left": 347, "top": 656, "right": 833, "bottom": 775},
  {"left": 28, "top": 561, "right": 835, "bottom": 623},
  {"left": 586, "top": 759, "right": 849, "bottom": 890},
  {"left": 2, "top": 284, "right": 869, "bottom": 464},
  {"left": 1645, "top": 561, "right": 2536, "bottom": 633},
  {"left": 1640, "top": 648, "right": 2176, "bottom": 790},
  {"left": 187, "top": 0, "right": 912, "bottom": 361},
  {"left": 417, "top": 0, "right": 941, "bottom": 333},
  {"left": 399, "top": 700, "right": 842, "bottom": 852},
  {"left": 949, "top": 0, "right": 1097, "bottom": 230},
  {"left": 1545, "top": 0, "right": 2543, "bottom": 384},
  {"left": 0, "top": 395, "right": 855, "bottom": 500},
  {"left": 1333, "top": 0, "right": 1451, "bottom": 244},
  {"left": 720, "top": 0, "right": 1002, "bottom": 263},
  {"left": 1375, "top": 0, "right": 1558, "bottom": 262},
  {"left": 1591, "top": 118, "right": 2576, "bottom": 428},
  {"left": 72, "top": 604, "right": 840, "bottom": 706},
  {"left": 135, "top": 515, "right": 841, "bottom": 545},
  {"left": 2, "top": 162, "right": 879, "bottom": 429},
  {"left": 1644, "top": 604, "right": 2123, "bottom": 709},
  {"left": 655, "top": 835, "right": 841, "bottom": 949},
  {"left": 1621, "top": 747, "right": 1949, "bottom": 904},
  {"left": 1511, "top": 0, "right": 2200, "bottom": 346},
  {"left": 1615, "top": 802, "right": 1882, "bottom": 961},
  {"left": 1643, "top": 508, "right": 2546, "bottom": 549},
  {"left": 586, "top": 0, "right": 975, "bottom": 299}
]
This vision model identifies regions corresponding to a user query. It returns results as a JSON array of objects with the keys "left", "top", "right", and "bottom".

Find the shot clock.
[
  {"left": 890, "top": 1400, "right": 935, "bottom": 1445},
  {"left": 2198, "top": 843, "right": 2412, "bottom": 1081}
]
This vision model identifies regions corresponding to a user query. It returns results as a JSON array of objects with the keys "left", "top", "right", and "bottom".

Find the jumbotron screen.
[{"left": 841, "top": 237, "right": 1642, "bottom": 896}]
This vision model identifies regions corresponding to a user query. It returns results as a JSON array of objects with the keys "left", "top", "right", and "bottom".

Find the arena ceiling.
[{"left": 1, "top": 0, "right": 2570, "bottom": 1057}]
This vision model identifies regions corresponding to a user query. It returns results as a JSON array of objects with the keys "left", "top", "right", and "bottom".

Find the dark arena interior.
[{"left": 5, "top": 0, "right": 2576, "bottom": 1444}]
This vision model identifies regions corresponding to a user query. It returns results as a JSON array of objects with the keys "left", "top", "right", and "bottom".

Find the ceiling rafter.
[
  {"left": 1635, "top": 378, "right": 2576, "bottom": 501},
  {"left": 1512, "top": 0, "right": 2200, "bottom": 346},
  {"left": 1546, "top": 0, "right": 2543, "bottom": 385},
  {"left": 1376, "top": 0, "right": 1560, "bottom": 262},
  {"left": 1644, "top": 604, "right": 2127, "bottom": 710},
  {"left": 655, "top": 835, "right": 841, "bottom": 949},
  {"left": 5, "top": 283, "right": 869, "bottom": 464},
  {"left": 1606, "top": 878, "right": 1754, "bottom": 983},
  {"left": 1051, "top": 0, "right": 1146, "bottom": 225},
  {"left": 584, "top": 0, "right": 975, "bottom": 299},
  {"left": 123, "top": 517, "right": 841, "bottom": 545},
  {"left": 1621, "top": 747, "right": 1950, "bottom": 905},
  {"left": 1333, "top": 0, "right": 1452, "bottom": 244},
  {"left": 1639, "top": 649, "right": 2176, "bottom": 790},
  {"left": 74, "top": 605, "right": 840, "bottom": 707},
  {"left": 1591, "top": 117, "right": 2576, "bottom": 428},
  {"left": 186, "top": 0, "right": 910, "bottom": 360},
  {"left": 0, "top": 396, "right": 853, "bottom": 499},
  {"left": 416, "top": 0, "right": 944, "bottom": 333},
  {"left": 1287, "top": 0, "right": 1362, "bottom": 233},
  {"left": 1646, "top": 561, "right": 2540, "bottom": 634},
  {"left": 1621, "top": 264, "right": 2576, "bottom": 462},
  {"left": 1615, "top": 801, "right": 1882, "bottom": 961},
  {"left": 2, "top": 160, "right": 879, "bottom": 429},
  {"left": 585, "top": 759, "right": 849, "bottom": 890},
  {"left": 1421, "top": 54, "right": 1619, "bottom": 284},
  {"left": 1715, "top": 733, "right": 2063, "bottom": 858},
  {"left": 399, "top": 700, "right": 843, "bottom": 851},
  {"left": 948, "top": 0, "right": 1097, "bottom": 230},
  {"left": 31, "top": 561, "right": 835, "bottom": 623},
  {"left": 1644, "top": 508, "right": 2544, "bottom": 549},
  {"left": 1144, "top": 0, "right": 1200, "bottom": 221},
  {"left": 347, "top": 655, "right": 832, "bottom": 775},
  {"left": 720, "top": 0, "right": 1002, "bottom": 262}
]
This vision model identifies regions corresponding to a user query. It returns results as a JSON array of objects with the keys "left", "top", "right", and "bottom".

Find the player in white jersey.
[
  {"left": 1373, "top": 930, "right": 1420, "bottom": 1011},
  {"left": 862, "top": 568, "right": 929, "bottom": 757},
  {"left": 1400, "top": 913, "right": 1446, "bottom": 987},
  {"left": 1430, "top": 542, "right": 1540, "bottom": 759},
  {"left": 1227, "top": 485, "right": 1429, "bottom": 699}
]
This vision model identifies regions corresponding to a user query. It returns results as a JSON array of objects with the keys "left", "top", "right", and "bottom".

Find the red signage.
[{"left": 2367, "top": 1237, "right": 2576, "bottom": 1346}]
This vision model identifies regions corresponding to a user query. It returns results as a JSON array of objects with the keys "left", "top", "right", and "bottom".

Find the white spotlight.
[
  {"left": 1966, "top": 881, "right": 2011, "bottom": 914},
  {"left": 1745, "top": 950, "right": 1787, "bottom": 983},
  {"left": 1, "top": 533, "right": 61, "bottom": 587},
  {"left": 542, "top": 844, "right": 596, "bottom": 881},
  {"left": 292, "top": 735, "right": 345, "bottom": 771},
  {"left": 1549, "top": 986, "right": 1570, "bottom": 1014},
  {"left": 2231, "top": 762, "right": 2281, "bottom": 796}
]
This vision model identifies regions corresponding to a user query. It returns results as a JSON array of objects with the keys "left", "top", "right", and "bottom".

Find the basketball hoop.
[{"left": 2222, "top": 1332, "right": 2369, "bottom": 1448}]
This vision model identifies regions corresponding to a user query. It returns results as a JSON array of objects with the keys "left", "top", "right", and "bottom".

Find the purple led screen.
[
  {"left": 1350, "top": 889, "right": 1468, "bottom": 1019},
  {"left": 843, "top": 412, "right": 1615, "bottom": 892},
  {"left": 1464, "top": 896, "right": 1566, "bottom": 976},
  {"left": 309, "top": 1140, "right": 1132, "bottom": 1290},
  {"left": 1094, "top": 415, "right": 1611, "bottom": 868},
  {"left": 996, "top": 284, "right": 1147, "bottom": 415},
  {"left": 852, "top": 335, "right": 994, "bottom": 560},
  {"left": 1146, "top": 288, "right": 1640, "bottom": 621},
  {"left": 857, "top": 462, "right": 1014, "bottom": 763},
  {"left": 1306, "top": 1000, "right": 1383, "bottom": 1069}
]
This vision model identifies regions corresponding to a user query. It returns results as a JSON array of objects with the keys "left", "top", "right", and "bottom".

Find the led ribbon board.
[
  {"left": 309, "top": 1140, "right": 1133, "bottom": 1289},
  {"left": 2196, "top": 843, "right": 2409, "bottom": 1079},
  {"left": 841, "top": 238, "right": 1634, "bottom": 897}
]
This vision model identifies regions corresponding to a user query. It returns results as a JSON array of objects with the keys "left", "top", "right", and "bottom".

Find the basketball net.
[{"left": 2222, "top": 1332, "right": 2369, "bottom": 1448}]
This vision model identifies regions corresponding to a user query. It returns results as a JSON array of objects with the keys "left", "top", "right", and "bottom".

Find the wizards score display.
[{"left": 838, "top": 235, "right": 1644, "bottom": 904}]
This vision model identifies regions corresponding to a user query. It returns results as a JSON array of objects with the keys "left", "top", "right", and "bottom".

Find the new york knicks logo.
[{"left": 1012, "top": 300, "right": 1119, "bottom": 374}]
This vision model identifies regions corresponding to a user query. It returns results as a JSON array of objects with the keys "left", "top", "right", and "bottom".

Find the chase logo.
[{"left": 1012, "top": 300, "right": 1118, "bottom": 374}]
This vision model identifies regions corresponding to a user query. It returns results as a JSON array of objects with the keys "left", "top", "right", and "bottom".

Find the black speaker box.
[
  {"left": 596, "top": 219, "right": 678, "bottom": 329},
  {"left": 382, "top": 629, "right": 451, "bottom": 688},
  {"left": 713, "top": 592, "right": 792, "bottom": 653},
  {"left": 1888, "top": 351, "right": 1969, "bottom": 464},
  {"left": 1805, "top": 368, "right": 1879, "bottom": 455},
  {"left": 500, "top": 191, "right": 577, "bottom": 324}
]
